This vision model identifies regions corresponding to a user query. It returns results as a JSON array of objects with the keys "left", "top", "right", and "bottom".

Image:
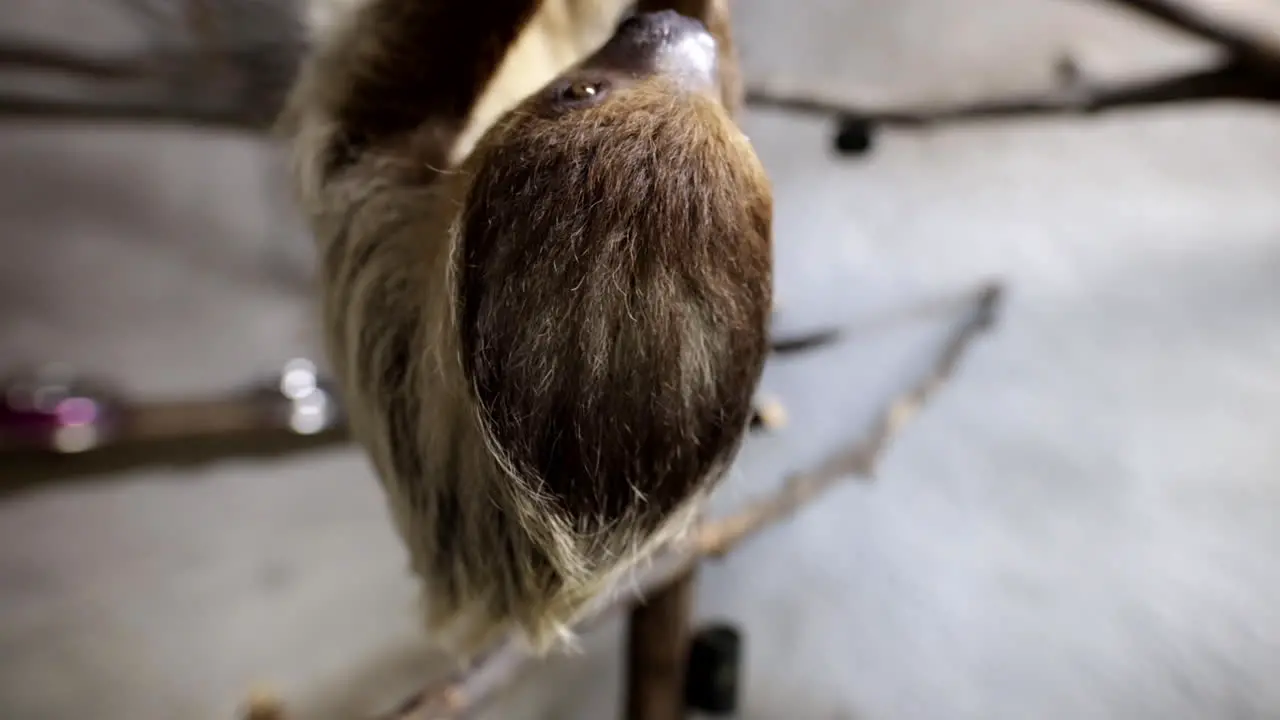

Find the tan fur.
[
  {"left": 451, "top": 1, "right": 631, "bottom": 165},
  {"left": 281, "top": 1, "right": 773, "bottom": 659}
]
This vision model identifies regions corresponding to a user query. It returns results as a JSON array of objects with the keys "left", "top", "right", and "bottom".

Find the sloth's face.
[{"left": 533, "top": 9, "right": 723, "bottom": 115}]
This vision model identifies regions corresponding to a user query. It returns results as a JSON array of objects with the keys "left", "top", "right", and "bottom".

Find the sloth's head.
[{"left": 454, "top": 10, "right": 773, "bottom": 542}]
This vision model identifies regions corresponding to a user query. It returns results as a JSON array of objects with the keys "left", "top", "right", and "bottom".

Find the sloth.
[{"left": 280, "top": 0, "right": 773, "bottom": 657}]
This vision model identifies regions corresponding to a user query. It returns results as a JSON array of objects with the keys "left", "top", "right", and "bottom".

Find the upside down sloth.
[{"left": 280, "top": 0, "right": 773, "bottom": 656}]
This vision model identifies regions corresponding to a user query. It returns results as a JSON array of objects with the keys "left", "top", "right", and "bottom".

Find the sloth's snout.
[
  {"left": 595, "top": 10, "right": 719, "bottom": 94},
  {"left": 616, "top": 9, "right": 706, "bottom": 41}
]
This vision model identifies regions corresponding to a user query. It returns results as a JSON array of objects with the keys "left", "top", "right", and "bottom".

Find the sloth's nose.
[
  {"left": 617, "top": 9, "right": 708, "bottom": 43},
  {"left": 593, "top": 8, "right": 719, "bottom": 95}
]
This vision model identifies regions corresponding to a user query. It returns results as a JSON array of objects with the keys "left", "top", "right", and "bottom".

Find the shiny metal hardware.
[{"left": 0, "top": 358, "right": 345, "bottom": 455}]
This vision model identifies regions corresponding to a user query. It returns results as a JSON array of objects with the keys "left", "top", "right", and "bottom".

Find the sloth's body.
[{"left": 282, "top": 1, "right": 773, "bottom": 657}]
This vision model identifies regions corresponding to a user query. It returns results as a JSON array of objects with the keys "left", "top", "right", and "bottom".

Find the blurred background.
[{"left": 1, "top": 0, "right": 1279, "bottom": 718}]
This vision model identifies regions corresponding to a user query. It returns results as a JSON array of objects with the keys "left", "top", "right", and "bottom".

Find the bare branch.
[
  {"left": 695, "top": 283, "right": 1002, "bottom": 556},
  {"left": 0, "top": 39, "right": 146, "bottom": 79},
  {"left": 746, "top": 58, "right": 1279, "bottom": 146},
  {"left": 9, "top": 52, "right": 1262, "bottom": 135},
  {"left": 348, "top": 281, "right": 1004, "bottom": 720},
  {"left": 1098, "top": 0, "right": 1280, "bottom": 70},
  {"left": 0, "top": 37, "right": 299, "bottom": 131},
  {"left": 0, "top": 0, "right": 306, "bottom": 131},
  {"left": 3, "top": 0, "right": 1279, "bottom": 133},
  {"left": 769, "top": 328, "right": 843, "bottom": 355},
  {"left": 0, "top": 90, "right": 271, "bottom": 129}
]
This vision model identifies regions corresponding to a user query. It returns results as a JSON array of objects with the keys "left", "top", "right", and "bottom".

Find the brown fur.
[{"left": 281, "top": 1, "right": 773, "bottom": 657}]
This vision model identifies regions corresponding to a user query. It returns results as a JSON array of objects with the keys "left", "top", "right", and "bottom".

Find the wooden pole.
[{"left": 625, "top": 570, "right": 697, "bottom": 720}]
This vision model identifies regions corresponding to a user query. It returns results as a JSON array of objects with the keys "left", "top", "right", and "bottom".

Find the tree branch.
[
  {"left": 4, "top": 51, "right": 1274, "bottom": 136},
  {"left": 0, "top": 40, "right": 147, "bottom": 79},
  {"left": 1098, "top": 0, "right": 1280, "bottom": 70},
  {"left": 747, "top": 0, "right": 1280, "bottom": 137},
  {"left": 334, "top": 281, "right": 1004, "bottom": 720},
  {"left": 0, "top": 0, "right": 306, "bottom": 131},
  {"left": 746, "top": 56, "right": 1280, "bottom": 143},
  {"left": 0, "top": 89, "right": 274, "bottom": 129},
  {"left": 1, "top": 0, "right": 1278, "bottom": 133}
]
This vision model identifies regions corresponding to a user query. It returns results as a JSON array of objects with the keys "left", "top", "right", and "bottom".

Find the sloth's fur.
[{"left": 281, "top": 0, "right": 773, "bottom": 657}]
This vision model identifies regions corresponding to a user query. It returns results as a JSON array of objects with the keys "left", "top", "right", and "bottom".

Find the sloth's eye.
[{"left": 560, "top": 80, "right": 606, "bottom": 103}]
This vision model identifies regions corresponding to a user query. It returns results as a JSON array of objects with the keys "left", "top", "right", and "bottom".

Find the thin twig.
[
  {"left": 748, "top": 0, "right": 1280, "bottom": 131},
  {"left": 695, "top": 282, "right": 1002, "bottom": 557},
  {"left": 769, "top": 329, "right": 843, "bottom": 355},
  {"left": 747, "top": 57, "right": 1280, "bottom": 133},
  {"left": 366, "top": 281, "right": 1004, "bottom": 720}
]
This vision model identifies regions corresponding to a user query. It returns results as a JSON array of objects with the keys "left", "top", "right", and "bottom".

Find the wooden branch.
[
  {"left": 3, "top": 0, "right": 1279, "bottom": 133},
  {"left": 0, "top": 90, "right": 274, "bottom": 129},
  {"left": 0, "top": 0, "right": 305, "bottom": 131},
  {"left": 0, "top": 39, "right": 145, "bottom": 78},
  {"left": 745, "top": 0, "right": 1280, "bottom": 146},
  {"left": 694, "top": 282, "right": 1003, "bottom": 557},
  {"left": 769, "top": 328, "right": 843, "bottom": 355},
  {"left": 5, "top": 52, "right": 1273, "bottom": 135},
  {"left": 748, "top": 57, "right": 1280, "bottom": 136},
  {"left": 1098, "top": 0, "right": 1280, "bottom": 70},
  {"left": 349, "top": 280, "right": 1004, "bottom": 720}
]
